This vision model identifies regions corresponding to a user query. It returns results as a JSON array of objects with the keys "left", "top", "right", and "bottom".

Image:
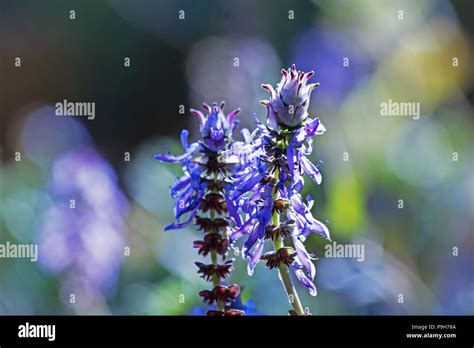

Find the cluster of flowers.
[
  {"left": 155, "top": 65, "right": 330, "bottom": 315},
  {"left": 154, "top": 102, "right": 244, "bottom": 316}
]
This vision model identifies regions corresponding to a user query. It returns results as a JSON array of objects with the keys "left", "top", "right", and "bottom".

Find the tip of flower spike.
[
  {"left": 190, "top": 108, "right": 205, "bottom": 125},
  {"left": 309, "top": 83, "right": 320, "bottom": 93},
  {"left": 202, "top": 103, "right": 212, "bottom": 113},
  {"left": 290, "top": 68, "right": 296, "bottom": 79},
  {"left": 261, "top": 84, "right": 276, "bottom": 99},
  {"left": 211, "top": 102, "right": 220, "bottom": 114},
  {"left": 219, "top": 101, "right": 225, "bottom": 111},
  {"left": 227, "top": 108, "right": 241, "bottom": 125},
  {"left": 152, "top": 145, "right": 168, "bottom": 160},
  {"left": 164, "top": 223, "right": 179, "bottom": 231},
  {"left": 281, "top": 69, "right": 288, "bottom": 77},
  {"left": 305, "top": 71, "right": 314, "bottom": 80}
]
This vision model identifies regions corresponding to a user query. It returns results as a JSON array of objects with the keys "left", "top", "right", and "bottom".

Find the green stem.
[
  {"left": 272, "top": 167, "right": 305, "bottom": 316},
  {"left": 273, "top": 235, "right": 305, "bottom": 315},
  {"left": 210, "top": 180, "right": 225, "bottom": 312},
  {"left": 211, "top": 250, "right": 223, "bottom": 312}
]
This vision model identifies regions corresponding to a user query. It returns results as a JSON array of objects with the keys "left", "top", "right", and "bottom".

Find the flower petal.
[
  {"left": 227, "top": 108, "right": 241, "bottom": 125},
  {"left": 290, "top": 194, "right": 306, "bottom": 214},
  {"left": 190, "top": 108, "right": 205, "bottom": 126},
  {"left": 304, "top": 118, "right": 321, "bottom": 137},
  {"left": 307, "top": 218, "right": 330, "bottom": 241},
  {"left": 229, "top": 219, "right": 253, "bottom": 243},
  {"left": 247, "top": 238, "right": 264, "bottom": 276},
  {"left": 292, "top": 237, "right": 316, "bottom": 280},
  {"left": 232, "top": 172, "right": 265, "bottom": 200},
  {"left": 225, "top": 192, "right": 242, "bottom": 227},
  {"left": 154, "top": 143, "right": 199, "bottom": 163},
  {"left": 293, "top": 267, "right": 317, "bottom": 296},
  {"left": 164, "top": 210, "right": 197, "bottom": 231},
  {"left": 241, "top": 128, "right": 252, "bottom": 144},
  {"left": 306, "top": 194, "right": 314, "bottom": 210},
  {"left": 170, "top": 175, "right": 192, "bottom": 198},
  {"left": 242, "top": 224, "right": 260, "bottom": 257},
  {"left": 174, "top": 185, "right": 205, "bottom": 220},
  {"left": 301, "top": 156, "right": 322, "bottom": 185},
  {"left": 180, "top": 129, "right": 190, "bottom": 149}
]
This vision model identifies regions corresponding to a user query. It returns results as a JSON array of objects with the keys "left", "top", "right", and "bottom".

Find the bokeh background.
[{"left": 0, "top": 0, "right": 473, "bottom": 315}]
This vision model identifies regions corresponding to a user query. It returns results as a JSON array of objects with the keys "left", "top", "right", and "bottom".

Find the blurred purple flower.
[
  {"left": 291, "top": 28, "right": 372, "bottom": 104},
  {"left": 38, "top": 148, "right": 128, "bottom": 304}
]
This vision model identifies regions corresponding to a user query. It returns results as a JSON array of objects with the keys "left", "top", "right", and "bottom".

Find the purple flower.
[
  {"left": 228, "top": 65, "right": 329, "bottom": 300},
  {"left": 154, "top": 103, "right": 240, "bottom": 230},
  {"left": 38, "top": 148, "right": 128, "bottom": 309},
  {"left": 155, "top": 101, "right": 245, "bottom": 315},
  {"left": 154, "top": 132, "right": 207, "bottom": 230},
  {"left": 191, "top": 101, "right": 240, "bottom": 152},
  {"left": 287, "top": 193, "right": 330, "bottom": 242},
  {"left": 260, "top": 64, "right": 319, "bottom": 129},
  {"left": 154, "top": 130, "right": 200, "bottom": 163},
  {"left": 292, "top": 259, "right": 318, "bottom": 297}
]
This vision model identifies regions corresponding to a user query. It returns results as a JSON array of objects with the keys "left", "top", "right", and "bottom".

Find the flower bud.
[
  {"left": 260, "top": 65, "right": 319, "bottom": 129},
  {"left": 190, "top": 101, "right": 240, "bottom": 151}
]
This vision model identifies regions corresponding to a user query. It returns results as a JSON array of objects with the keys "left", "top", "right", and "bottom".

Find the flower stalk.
[
  {"left": 155, "top": 65, "right": 331, "bottom": 316},
  {"left": 228, "top": 65, "right": 331, "bottom": 315},
  {"left": 272, "top": 166, "right": 305, "bottom": 315},
  {"left": 154, "top": 102, "right": 245, "bottom": 316},
  {"left": 209, "top": 194, "right": 224, "bottom": 312}
]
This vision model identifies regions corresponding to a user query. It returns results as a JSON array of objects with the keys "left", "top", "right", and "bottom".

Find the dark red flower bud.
[
  {"left": 215, "top": 260, "right": 234, "bottom": 279},
  {"left": 213, "top": 284, "right": 241, "bottom": 305},
  {"left": 195, "top": 216, "right": 229, "bottom": 234},
  {"left": 198, "top": 290, "right": 215, "bottom": 305},
  {"left": 195, "top": 260, "right": 234, "bottom": 281},
  {"left": 199, "top": 193, "right": 227, "bottom": 215},
  {"left": 193, "top": 233, "right": 229, "bottom": 256},
  {"left": 261, "top": 247, "right": 296, "bottom": 269},
  {"left": 264, "top": 220, "right": 294, "bottom": 240},
  {"left": 203, "top": 178, "right": 227, "bottom": 192},
  {"left": 199, "top": 284, "right": 241, "bottom": 306}
]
